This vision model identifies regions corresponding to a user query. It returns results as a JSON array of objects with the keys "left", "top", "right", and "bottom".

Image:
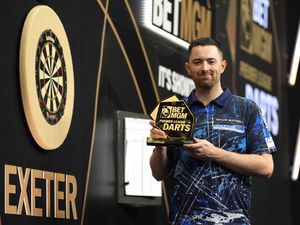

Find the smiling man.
[{"left": 149, "top": 37, "right": 276, "bottom": 225}]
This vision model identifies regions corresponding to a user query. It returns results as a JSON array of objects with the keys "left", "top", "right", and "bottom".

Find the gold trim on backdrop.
[
  {"left": 80, "top": 0, "right": 110, "bottom": 224},
  {"left": 206, "top": 0, "right": 212, "bottom": 9},
  {"left": 124, "top": 0, "right": 160, "bottom": 102},
  {"left": 97, "top": 0, "right": 147, "bottom": 113},
  {"left": 81, "top": 1, "right": 168, "bottom": 224},
  {"left": 81, "top": 0, "right": 164, "bottom": 224},
  {"left": 161, "top": 180, "right": 169, "bottom": 217},
  {"left": 270, "top": 1, "right": 282, "bottom": 108},
  {"left": 226, "top": 0, "right": 238, "bottom": 94}
]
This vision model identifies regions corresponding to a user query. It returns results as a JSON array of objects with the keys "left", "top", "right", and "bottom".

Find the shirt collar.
[{"left": 185, "top": 88, "right": 232, "bottom": 108}]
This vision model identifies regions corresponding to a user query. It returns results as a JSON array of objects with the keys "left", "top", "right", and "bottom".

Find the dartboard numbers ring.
[{"left": 20, "top": 5, "right": 74, "bottom": 150}]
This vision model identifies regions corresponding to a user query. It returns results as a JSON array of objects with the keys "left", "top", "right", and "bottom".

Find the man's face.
[{"left": 185, "top": 45, "right": 227, "bottom": 90}]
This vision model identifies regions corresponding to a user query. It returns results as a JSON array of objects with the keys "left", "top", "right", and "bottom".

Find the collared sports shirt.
[{"left": 166, "top": 88, "right": 277, "bottom": 225}]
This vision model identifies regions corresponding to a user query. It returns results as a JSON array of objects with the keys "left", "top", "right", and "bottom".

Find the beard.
[
  {"left": 197, "top": 81, "right": 214, "bottom": 90},
  {"left": 192, "top": 71, "right": 219, "bottom": 90}
]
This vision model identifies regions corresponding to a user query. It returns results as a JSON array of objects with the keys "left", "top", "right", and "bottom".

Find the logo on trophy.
[{"left": 147, "top": 95, "right": 195, "bottom": 146}]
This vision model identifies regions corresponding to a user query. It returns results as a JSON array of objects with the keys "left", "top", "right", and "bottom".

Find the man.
[{"left": 149, "top": 37, "right": 276, "bottom": 224}]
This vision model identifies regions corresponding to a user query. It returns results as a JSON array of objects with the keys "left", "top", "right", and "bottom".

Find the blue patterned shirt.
[{"left": 166, "top": 88, "right": 276, "bottom": 225}]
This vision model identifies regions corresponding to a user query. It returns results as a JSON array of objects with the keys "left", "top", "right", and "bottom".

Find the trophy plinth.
[
  {"left": 147, "top": 95, "right": 195, "bottom": 146},
  {"left": 146, "top": 137, "right": 194, "bottom": 146}
]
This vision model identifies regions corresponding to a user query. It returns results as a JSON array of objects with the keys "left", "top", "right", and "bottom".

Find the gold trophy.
[{"left": 147, "top": 95, "right": 195, "bottom": 146}]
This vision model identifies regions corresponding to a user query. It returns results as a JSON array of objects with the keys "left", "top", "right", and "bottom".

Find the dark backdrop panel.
[{"left": 0, "top": 0, "right": 99, "bottom": 224}]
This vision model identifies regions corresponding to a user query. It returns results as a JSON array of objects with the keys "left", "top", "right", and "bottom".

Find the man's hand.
[
  {"left": 149, "top": 121, "right": 169, "bottom": 180},
  {"left": 183, "top": 138, "right": 274, "bottom": 178},
  {"left": 149, "top": 121, "right": 168, "bottom": 139},
  {"left": 183, "top": 138, "right": 218, "bottom": 160}
]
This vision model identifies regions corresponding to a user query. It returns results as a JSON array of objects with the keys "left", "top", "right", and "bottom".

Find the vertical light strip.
[
  {"left": 291, "top": 121, "right": 300, "bottom": 180},
  {"left": 288, "top": 18, "right": 300, "bottom": 86},
  {"left": 290, "top": 18, "right": 300, "bottom": 180}
]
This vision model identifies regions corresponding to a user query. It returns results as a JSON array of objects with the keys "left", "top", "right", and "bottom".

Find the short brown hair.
[{"left": 187, "top": 37, "right": 224, "bottom": 62}]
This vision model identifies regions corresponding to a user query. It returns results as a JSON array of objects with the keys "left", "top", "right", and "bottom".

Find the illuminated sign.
[
  {"left": 238, "top": 0, "right": 279, "bottom": 137},
  {"left": 158, "top": 64, "right": 194, "bottom": 97},
  {"left": 245, "top": 83, "right": 278, "bottom": 136},
  {"left": 252, "top": 0, "right": 270, "bottom": 29},
  {"left": 141, "top": 0, "right": 212, "bottom": 48}
]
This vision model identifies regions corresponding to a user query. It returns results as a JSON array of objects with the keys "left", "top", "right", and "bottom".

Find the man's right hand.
[
  {"left": 149, "top": 121, "right": 168, "bottom": 139},
  {"left": 149, "top": 120, "right": 169, "bottom": 180}
]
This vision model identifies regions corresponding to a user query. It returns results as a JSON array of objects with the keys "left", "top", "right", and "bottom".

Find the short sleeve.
[{"left": 246, "top": 100, "right": 277, "bottom": 154}]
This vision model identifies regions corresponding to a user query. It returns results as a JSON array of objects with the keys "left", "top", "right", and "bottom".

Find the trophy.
[{"left": 147, "top": 95, "right": 195, "bottom": 146}]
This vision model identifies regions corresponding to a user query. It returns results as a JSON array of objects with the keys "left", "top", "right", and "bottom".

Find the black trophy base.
[{"left": 146, "top": 137, "right": 194, "bottom": 146}]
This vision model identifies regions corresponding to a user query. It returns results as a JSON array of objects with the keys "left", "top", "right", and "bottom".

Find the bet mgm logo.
[
  {"left": 160, "top": 106, "right": 172, "bottom": 118},
  {"left": 20, "top": 5, "right": 74, "bottom": 150},
  {"left": 159, "top": 105, "right": 188, "bottom": 119}
]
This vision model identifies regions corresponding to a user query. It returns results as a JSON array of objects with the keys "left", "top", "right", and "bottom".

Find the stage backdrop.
[{"left": 0, "top": 0, "right": 294, "bottom": 225}]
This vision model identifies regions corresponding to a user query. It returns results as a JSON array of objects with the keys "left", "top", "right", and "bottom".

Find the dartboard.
[
  {"left": 20, "top": 6, "right": 74, "bottom": 150},
  {"left": 36, "top": 29, "right": 67, "bottom": 125}
]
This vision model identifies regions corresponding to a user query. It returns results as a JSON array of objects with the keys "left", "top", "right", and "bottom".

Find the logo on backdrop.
[
  {"left": 142, "top": 0, "right": 212, "bottom": 48},
  {"left": 236, "top": 0, "right": 279, "bottom": 136},
  {"left": 20, "top": 5, "right": 74, "bottom": 150}
]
